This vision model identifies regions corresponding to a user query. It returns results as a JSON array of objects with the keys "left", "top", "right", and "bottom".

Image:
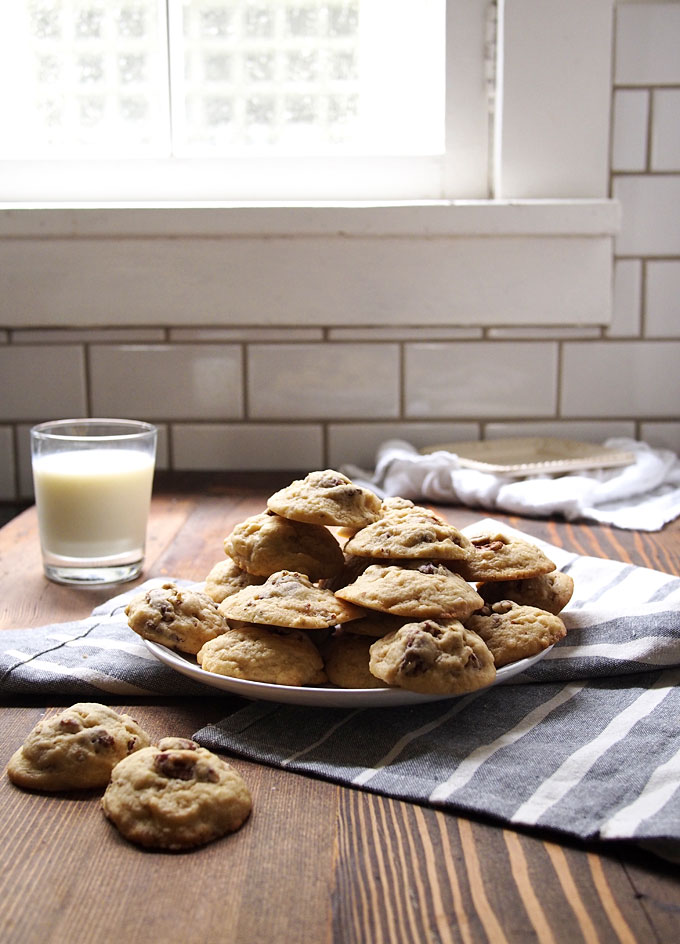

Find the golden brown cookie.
[
  {"left": 223, "top": 511, "right": 344, "bottom": 581},
  {"left": 6, "top": 703, "right": 151, "bottom": 792},
  {"left": 320, "top": 553, "right": 383, "bottom": 593},
  {"left": 344, "top": 506, "right": 472, "bottom": 561},
  {"left": 452, "top": 532, "right": 556, "bottom": 583},
  {"left": 334, "top": 561, "right": 483, "bottom": 620},
  {"left": 198, "top": 623, "right": 327, "bottom": 686},
  {"left": 101, "top": 738, "right": 252, "bottom": 850},
  {"left": 341, "top": 610, "right": 409, "bottom": 637},
  {"left": 464, "top": 600, "right": 567, "bottom": 667},
  {"left": 477, "top": 570, "right": 574, "bottom": 615},
  {"left": 324, "top": 633, "right": 389, "bottom": 689},
  {"left": 218, "top": 570, "right": 365, "bottom": 629},
  {"left": 368, "top": 619, "right": 496, "bottom": 695},
  {"left": 204, "top": 557, "right": 266, "bottom": 604},
  {"left": 125, "top": 581, "right": 228, "bottom": 655},
  {"left": 267, "top": 469, "right": 382, "bottom": 529}
]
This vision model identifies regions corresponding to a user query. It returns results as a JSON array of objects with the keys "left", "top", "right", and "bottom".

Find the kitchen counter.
[{"left": 1, "top": 473, "right": 679, "bottom": 944}]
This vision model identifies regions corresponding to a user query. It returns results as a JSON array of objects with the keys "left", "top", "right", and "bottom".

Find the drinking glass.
[{"left": 30, "top": 419, "right": 157, "bottom": 586}]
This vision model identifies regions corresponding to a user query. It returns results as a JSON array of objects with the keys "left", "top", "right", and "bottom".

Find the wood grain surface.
[{"left": 1, "top": 474, "right": 679, "bottom": 944}]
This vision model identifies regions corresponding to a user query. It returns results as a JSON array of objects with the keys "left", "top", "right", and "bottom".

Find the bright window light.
[{"left": 0, "top": 1, "right": 445, "bottom": 160}]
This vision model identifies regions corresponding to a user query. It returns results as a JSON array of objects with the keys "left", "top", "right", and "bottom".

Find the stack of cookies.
[{"left": 126, "top": 469, "right": 573, "bottom": 697}]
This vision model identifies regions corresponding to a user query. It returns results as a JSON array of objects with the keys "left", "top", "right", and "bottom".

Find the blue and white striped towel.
[{"left": 2, "top": 520, "right": 679, "bottom": 851}]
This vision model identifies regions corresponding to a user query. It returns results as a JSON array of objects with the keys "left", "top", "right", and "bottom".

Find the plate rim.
[{"left": 143, "top": 639, "right": 552, "bottom": 708}]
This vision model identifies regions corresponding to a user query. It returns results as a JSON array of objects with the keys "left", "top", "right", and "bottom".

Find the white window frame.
[
  {"left": 0, "top": 0, "right": 619, "bottom": 330},
  {"left": 0, "top": 0, "right": 490, "bottom": 203}
]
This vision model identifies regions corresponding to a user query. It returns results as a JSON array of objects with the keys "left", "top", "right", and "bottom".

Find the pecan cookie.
[
  {"left": 368, "top": 619, "right": 496, "bottom": 695},
  {"left": 464, "top": 600, "right": 567, "bottom": 667},
  {"left": 477, "top": 570, "right": 574, "bottom": 615},
  {"left": 218, "top": 570, "right": 365, "bottom": 630},
  {"left": 125, "top": 581, "right": 228, "bottom": 655},
  {"left": 267, "top": 469, "right": 382, "bottom": 529},
  {"left": 324, "top": 632, "right": 389, "bottom": 689},
  {"left": 6, "top": 703, "right": 151, "bottom": 792},
  {"left": 452, "top": 532, "right": 556, "bottom": 582},
  {"left": 344, "top": 506, "right": 471, "bottom": 561},
  {"left": 321, "top": 553, "right": 382, "bottom": 593},
  {"left": 204, "top": 557, "right": 266, "bottom": 604},
  {"left": 198, "top": 623, "right": 327, "bottom": 686},
  {"left": 224, "top": 511, "right": 344, "bottom": 581},
  {"left": 340, "top": 610, "right": 408, "bottom": 637},
  {"left": 101, "top": 738, "right": 252, "bottom": 850},
  {"left": 334, "top": 562, "right": 483, "bottom": 620}
]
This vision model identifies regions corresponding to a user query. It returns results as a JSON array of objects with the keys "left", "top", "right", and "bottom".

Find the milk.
[{"left": 33, "top": 448, "right": 155, "bottom": 560}]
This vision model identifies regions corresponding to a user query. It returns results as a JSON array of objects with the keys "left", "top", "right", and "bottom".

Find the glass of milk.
[{"left": 30, "top": 419, "right": 157, "bottom": 586}]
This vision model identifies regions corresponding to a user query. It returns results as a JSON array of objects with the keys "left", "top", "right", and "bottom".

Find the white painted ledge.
[
  {"left": 0, "top": 200, "right": 620, "bottom": 329},
  {"left": 0, "top": 199, "right": 620, "bottom": 237}
]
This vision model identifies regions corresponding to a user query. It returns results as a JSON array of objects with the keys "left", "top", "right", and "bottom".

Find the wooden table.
[{"left": 1, "top": 474, "right": 679, "bottom": 944}]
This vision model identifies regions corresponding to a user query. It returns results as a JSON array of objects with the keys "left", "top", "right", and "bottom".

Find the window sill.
[
  {"left": 0, "top": 198, "right": 620, "bottom": 237},
  {"left": 0, "top": 199, "right": 620, "bottom": 329}
]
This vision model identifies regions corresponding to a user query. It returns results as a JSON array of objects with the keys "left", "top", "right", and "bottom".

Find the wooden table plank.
[{"left": 1, "top": 476, "right": 679, "bottom": 944}]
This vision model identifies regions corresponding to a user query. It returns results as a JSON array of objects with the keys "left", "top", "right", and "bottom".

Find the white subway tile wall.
[
  {"left": 646, "top": 262, "right": 680, "bottom": 337},
  {"left": 608, "top": 259, "right": 642, "bottom": 337},
  {"left": 611, "top": 89, "right": 649, "bottom": 172},
  {"left": 1, "top": 1, "right": 679, "bottom": 501}
]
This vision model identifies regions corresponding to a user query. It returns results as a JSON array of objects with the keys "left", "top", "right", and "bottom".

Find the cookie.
[
  {"left": 334, "top": 562, "right": 483, "bottom": 620},
  {"left": 125, "top": 581, "right": 228, "bottom": 655},
  {"left": 320, "top": 553, "right": 382, "bottom": 593},
  {"left": 368, "top": 619, "right": 496, "bottom": 695},
  {"left": 344, "top": 506, "right": 471, "bottom": 562},
  {"left": 267, "top": 469, "right": 382, "bottom": 529},
  {"left": 224, "top": 511, "right": 344, "bottom": 581},
  {"left": 218, "top": 570, "right": 365, "bottom": 630},
  {"left": 452, "top": 532, "right": 556, "bottom": 583},
  {"left": 204, "top": 557, "right": 266, "bottom": 604},
  {"left": 324, "top": 633, "right": 388, "bottom": 689},
  {"left": 477, "top": 570, "right": 574, "bottom": 615},
  {"left": 198, "top": 623, "right": 327, "bottom": 686},
  {"left": 464, "top": 600, "right": 567, "bottom": 667},
  {"left": 101, "top": 738, "right": 252, "bottom": 850},
  {"left": 6, "top": 703, "right": 151, "bottom": 792},
  {"left": 341, "top": 610, "right": 408, "bottom": 637}
]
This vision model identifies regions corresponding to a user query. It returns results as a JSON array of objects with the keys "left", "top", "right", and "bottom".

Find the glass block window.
[
  {"left": 0, "top": 0, "right": 445, "bottom": 160},
  {"left": 0, "top": 2, "right": 170, "bottom": 157}
]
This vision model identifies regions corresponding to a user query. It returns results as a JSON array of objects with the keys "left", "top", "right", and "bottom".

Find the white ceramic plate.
[{"left": 144, "top": 640, "right": 552, "bottom": 708}]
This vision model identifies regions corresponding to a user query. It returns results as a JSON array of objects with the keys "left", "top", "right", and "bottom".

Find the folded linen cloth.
[
  {"left": 342, "top": 437, "right": 680, "bottom": 531},
  {"left": 2, "top": 521, "right": 679, "bottom": 852}
]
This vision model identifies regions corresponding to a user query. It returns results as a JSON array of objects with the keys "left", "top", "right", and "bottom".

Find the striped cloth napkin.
[
  {"left": 1, "top": 520, "right": 679, "bottom": 854},
  {"left": 195, "top": 520, "right": 680, "bottom": 854}
]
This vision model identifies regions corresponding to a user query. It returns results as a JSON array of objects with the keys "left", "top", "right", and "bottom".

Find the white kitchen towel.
[{"left": 342, "top": 438, "right": 680, "bottom": 531}]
